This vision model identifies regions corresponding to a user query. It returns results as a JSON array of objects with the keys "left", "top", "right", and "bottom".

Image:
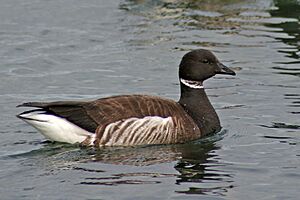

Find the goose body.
[{"left": 17, "top": 49, "right": 235, "bottom": 147}]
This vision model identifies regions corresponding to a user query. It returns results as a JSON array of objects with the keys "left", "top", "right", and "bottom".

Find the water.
[{"left": 0, "top": 0, "right": 299, "bottom": 199}]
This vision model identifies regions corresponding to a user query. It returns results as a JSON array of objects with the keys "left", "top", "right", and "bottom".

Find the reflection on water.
[
  {"left": 269, "top": 0, "right": 300, "bottom": 58},
  {"left": 267, "top": 0, "right": 300, "bottom": 78},
  {"left": 174, "top": 142, "right": 234, "bottom": 195},
  {"left": 10, "top": 131, "right": 233, "bottom": 196},
  {"left": 121, "top": 0, "right": 243, "bottom": 29}
]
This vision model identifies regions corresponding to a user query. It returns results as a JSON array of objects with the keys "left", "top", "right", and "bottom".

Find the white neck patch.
[{"left": 180, "top": 78, "right": 204, "bottom": 89}]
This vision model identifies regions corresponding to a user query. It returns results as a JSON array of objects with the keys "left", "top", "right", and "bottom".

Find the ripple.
[
  {"left": 80, "top": 179, "right": 161, "bottom": 186},
  {"left": 285, "top": 93, "right": 300, "bottom": 112},
  {"left": 79, "top": 171, "right": 177, "bottom": 186},
  {"left": 263, "top": 135, "right": 293, "bottom": 140},
  {"left": 272, "top": 66, "right": 300, "bottom": 71},
  {"left": 73, "top": 166, "right": 105, "bottom": 173},
  {"left": 260, "top": 122, "right": 300, "bottom": 129},
  {"left": 176, "top": 184, "right": 234, "bottom": 196}
]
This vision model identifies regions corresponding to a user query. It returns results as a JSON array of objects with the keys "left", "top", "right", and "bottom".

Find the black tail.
[
  {"left": 17, "top": 102, "right": 49, "bottom": 108},
  {"left": 17, "top": 101, "right": 97, "bottom": 133}
]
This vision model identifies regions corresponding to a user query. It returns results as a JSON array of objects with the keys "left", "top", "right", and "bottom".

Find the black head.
[{"left": 179, "top": 49, "right": 235, "bottom": 82}]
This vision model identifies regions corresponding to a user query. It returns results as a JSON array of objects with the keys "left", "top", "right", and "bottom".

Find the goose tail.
[{"left": 17, "top": 109, "right": 93, "bottom": 144}]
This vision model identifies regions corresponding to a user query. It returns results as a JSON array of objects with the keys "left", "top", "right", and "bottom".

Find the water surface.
[{"left": 0, "top": 0, "right": 299, "bottom": 199}]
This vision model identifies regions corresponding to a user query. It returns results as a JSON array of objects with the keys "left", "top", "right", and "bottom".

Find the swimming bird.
[{"left": 17, "top": 49, "right": 235, "bottom": 147}]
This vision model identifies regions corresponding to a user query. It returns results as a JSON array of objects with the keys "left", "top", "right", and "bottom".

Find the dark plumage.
[{"left": 17, "top": 49, "right": 236, "bottom": 146}]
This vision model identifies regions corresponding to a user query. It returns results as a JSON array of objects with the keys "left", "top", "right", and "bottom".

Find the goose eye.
[{"left": 202, "top": 59, "right": 209, "bottom": 64}]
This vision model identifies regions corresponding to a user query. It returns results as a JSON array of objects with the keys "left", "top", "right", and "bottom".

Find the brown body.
[{"left": 20, "top": 95, "right": 202, "bottom": 146}]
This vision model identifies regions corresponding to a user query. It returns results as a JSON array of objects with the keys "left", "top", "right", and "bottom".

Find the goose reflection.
[
  {"left": 74, "top": 133, "right": 234, "bottom": 195},
  {"left": 84, "top": 135, "right": 220, "bottom": 166},
  {"left": 12, "top": 131, "right": 233, "bottom": 195}
]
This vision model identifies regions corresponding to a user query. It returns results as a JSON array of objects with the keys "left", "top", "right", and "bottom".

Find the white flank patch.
[
  {"left": 18, "top": 112, "right": 93, "bottom": 144},
  {"left": 180, "top": 78, "right": 204, "bottom": 89},
  {"left": 101, "top": 116, "right": 175, "bottom": 146}
]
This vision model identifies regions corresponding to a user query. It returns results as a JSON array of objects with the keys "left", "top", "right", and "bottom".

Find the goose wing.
[{"left": 17, "top": 95, "right": 181, "bottom": 132}]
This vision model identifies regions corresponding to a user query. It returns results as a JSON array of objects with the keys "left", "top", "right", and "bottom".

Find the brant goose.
[{"left": 17, "top": 49, "right": 235, "bottom": 147}]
